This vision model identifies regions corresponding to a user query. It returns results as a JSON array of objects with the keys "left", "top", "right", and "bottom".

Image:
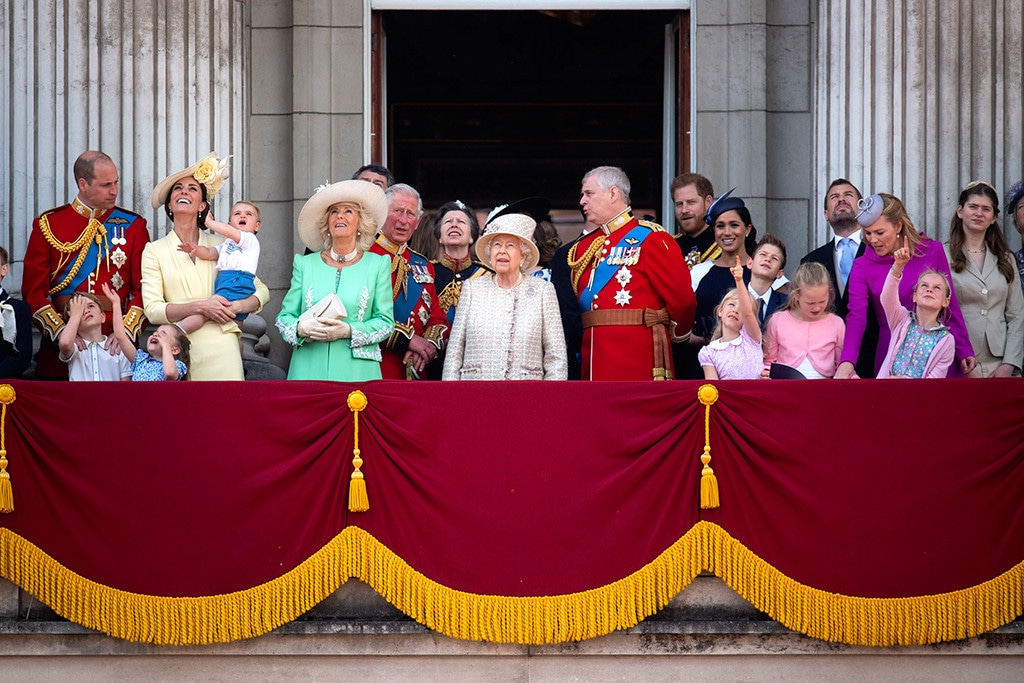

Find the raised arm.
[
  {"left": 732, "top": 256, "right": 761, "bottom": 344},
  {"left": 101, "top": 284, "right": 138, "bottom": 363}
]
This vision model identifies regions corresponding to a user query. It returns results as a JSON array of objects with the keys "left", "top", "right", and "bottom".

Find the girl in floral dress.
[{"left": 876, "top": 236, "right": 955, "bottom": 378}]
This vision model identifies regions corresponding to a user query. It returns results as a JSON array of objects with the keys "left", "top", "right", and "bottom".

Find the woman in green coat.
[{"left": 276, "top": 180, "right": 394, "bottom": 380}]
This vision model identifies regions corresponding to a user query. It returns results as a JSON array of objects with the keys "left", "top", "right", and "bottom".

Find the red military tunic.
[
  {"left": 369, "top": 234, "right": 449, "bottom": 379},
  {"left": 569, "top": 209, "right": 695, "bottom": 380},
  {"left": 23, "top": 197, "right": 149, "bottom": 378}
]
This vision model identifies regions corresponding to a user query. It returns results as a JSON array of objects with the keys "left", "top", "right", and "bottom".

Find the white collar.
[{"left": 708, "top": 334, "right": 744, "bottom": 350}]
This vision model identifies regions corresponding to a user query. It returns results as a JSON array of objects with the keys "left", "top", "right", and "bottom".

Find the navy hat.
[
  {"left": 1005, "top": 180, "right": 1024, "bottom": 217},
  {"left": 705, "top": 188, "right": 745, "bottom": 226},
  {"left": 486, "top": 196, "right": 551, "bottom": 226}
]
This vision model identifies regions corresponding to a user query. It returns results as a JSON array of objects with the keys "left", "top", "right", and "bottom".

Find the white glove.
[{"left": 310, "top": 318, "right": 351, "bottom": 342}]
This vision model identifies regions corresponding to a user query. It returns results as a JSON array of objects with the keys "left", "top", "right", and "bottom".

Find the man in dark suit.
[{"left": 800, "top": 178, "right": 876, "bottom": 377}]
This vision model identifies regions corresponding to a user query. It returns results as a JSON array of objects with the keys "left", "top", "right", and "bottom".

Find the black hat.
[{"left": 486, "top": 196, "right": 551, "bottom": 226}]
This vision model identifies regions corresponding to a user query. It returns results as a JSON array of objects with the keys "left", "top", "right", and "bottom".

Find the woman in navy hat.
[{"left": 688, "top": 191, "right": 755, "bottom": 352}]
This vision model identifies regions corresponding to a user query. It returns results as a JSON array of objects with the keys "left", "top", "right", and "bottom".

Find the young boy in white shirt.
[{"left": 176, "top": 200, "right": 262, "bottom": 333}]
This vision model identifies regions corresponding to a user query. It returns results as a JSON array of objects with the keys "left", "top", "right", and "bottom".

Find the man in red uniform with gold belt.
[
  {"left": 569, "top": 166, "right": 696, "bottom": 380},
  {"left": 22, "top": 151, "right": 149, "bottom": 379},
  {"left": 369, "top": 183, "right": 448, "bottom": 379}
]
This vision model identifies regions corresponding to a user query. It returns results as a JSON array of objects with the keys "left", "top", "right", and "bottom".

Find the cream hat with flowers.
[
  {"left": 475, "top": 213, "right": 540, "bottom": 271},
  {"left": 150, "top": 152, "right": 231, "bottom": 209},
  {"left": 297, "top": 180, "right": 389, "bottom": 252}
]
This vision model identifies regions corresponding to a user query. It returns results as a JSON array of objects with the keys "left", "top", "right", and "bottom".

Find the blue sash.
[
  {"left": 578, "top": 225, "right": 651, "bottom": 313},
  {"left": 393, "top": 251, "right": 430, "bottom": 323},
  {"left": 52, "top": 209, "right": 138, "bottom": 295}
]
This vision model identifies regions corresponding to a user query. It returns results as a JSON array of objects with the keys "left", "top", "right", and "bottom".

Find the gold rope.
[
  {"left": 40, "top": 215, "right": 107, "bottom": 296},
  {"left": 347, "top": 391, "right": 369, "bottom": 512},
  {"left": 0, "top": 384, "right": 15, "bottom": 513},
  {"left": 567, "top": 233, "right": 606, "bottom": 295},
  {"left": 697, "top": 384, "right": 720, "bottom": 509},
  {"left": 0, "top": 522, "right": 1021, "bottom": 647}
]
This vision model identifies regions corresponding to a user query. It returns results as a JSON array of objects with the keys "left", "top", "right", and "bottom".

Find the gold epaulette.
[
  {"left": 386, "top": 322, "right": 414, "bottom": 349},
  {"left": 423, "top": 324, "right": 448, "bottom": 351},
  {"left": 32, "top": 305, "right": 65, "bottom": 342},
  {"left": 122, "top": 306, "right": 146, "bottom": 341},
  {"left": 637, "top": 219, "right": 665, "bottom": 232}
]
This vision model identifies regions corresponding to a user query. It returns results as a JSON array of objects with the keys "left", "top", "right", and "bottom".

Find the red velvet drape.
[{"left": 2, "top": 379, "right": 1022, "bottom": 600}]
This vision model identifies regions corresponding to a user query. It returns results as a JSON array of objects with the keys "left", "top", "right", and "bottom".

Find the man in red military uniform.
[
  {"left": 22, "top": 151, "right": 149, "bottom": 379},
  {"left": 369, "top": 183, "right": 448, "bottom": 379},
  {"left": 570, "top": 166, "right": 696, "bottom": 380}
]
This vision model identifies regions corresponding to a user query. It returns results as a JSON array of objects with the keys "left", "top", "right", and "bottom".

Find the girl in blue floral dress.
[
  {"left": 876, "top": 237, "right": 956, "bottom": 378},
  {"left": 103, "top": 284, "right": 190, "bottom": 380}
]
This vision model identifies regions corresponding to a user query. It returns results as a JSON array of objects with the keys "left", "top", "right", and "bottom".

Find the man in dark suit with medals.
[{"left": 22, "top": 151, "right": 149, "bottom": 379}]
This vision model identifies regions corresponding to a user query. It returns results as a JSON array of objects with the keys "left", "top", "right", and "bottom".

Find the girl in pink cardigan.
[
  {"left": 764, "top": 262, "right": 846, "bottom": 378},
  {"left": 876, "top": 236, "right": 955, "bottom": 378}
]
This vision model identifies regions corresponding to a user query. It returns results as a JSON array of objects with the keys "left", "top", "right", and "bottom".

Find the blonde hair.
[
  {"left": 315, "top": 202, "right": 378, "bottom": 252},
  {"left": 779, "top": 262, "right": 834, "bottom": 315},
  {"left": 709, "top": 288, "right": 740, "bottom": 341},
  {"left": 914, "top": 269, "right": 953, "bottom": 325},
  {"left": 873, "top": 193, "right": 926, "bottom": 256}
]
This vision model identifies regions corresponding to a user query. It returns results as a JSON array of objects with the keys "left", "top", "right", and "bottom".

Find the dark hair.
[
  {"left": 0, "top": 246, "right": 8, "bottom": 267},
  {"left": 432, "top": 201, "right": 481, "bottom": 242},
  {"left": 948, "top": 182, "right": 1014, "bottom": 283},
  {"left": 711, "top": 203, "right": 753, "bottom": 230},
  {"left": 352, "top": 164, "right": 395, "bottom": 187},
  {"left": 164, "top": 182, "right": 210, "bottom": 229},
  {"left": 73, "top": 151, "right": 114, "bottom": 184},
  {"left": 167, "top": 325, "right": 192, "bottom": 381},
  {"left": 823, "top": 178, "right": 862, "bottom": 210},
  {"left": 670, "top": 173, "right": 714, "bottom": 200},
  {"left": 533, "top": 220, "right": 562, "bottom": 268},
  {"left": 753, "top": 232, "right": 788, "bottom": 269}
]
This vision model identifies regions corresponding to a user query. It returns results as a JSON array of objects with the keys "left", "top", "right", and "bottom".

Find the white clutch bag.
[{"left": 298, "top": 292, "right": 347, "bottom": 324}]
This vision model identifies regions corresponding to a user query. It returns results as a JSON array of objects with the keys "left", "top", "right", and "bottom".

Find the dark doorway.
[{"left": 380, "top": 10, "right": 678, "bottom": 216}]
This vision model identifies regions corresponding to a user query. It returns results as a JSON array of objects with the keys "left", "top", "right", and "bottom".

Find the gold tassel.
[
  {"left": 697, "top": 384, "right": 720, "bottom": 510},
  {"left": 0, "top": 384, "right": 16, "bottom": 514},
  {"left": 347, "top": 390, "right": 369, "bottom": 512}
]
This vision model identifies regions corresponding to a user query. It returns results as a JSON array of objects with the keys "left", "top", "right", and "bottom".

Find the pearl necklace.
[{"left": 330, "top": 248, "right": 359, "bottom": 263}]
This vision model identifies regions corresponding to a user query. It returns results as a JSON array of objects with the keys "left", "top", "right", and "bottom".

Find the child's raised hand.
[
  {"left": 67, "top": 294, "right": 87, "bottom": 319},
  {"left": 100, "top": 283, "right": 121, "bottom": 309},
  {"left": 730, "top": 255, "right": 744, "bottom": 282},
  {"left": 204, "top": 215, "right": 229, "bottom": 233},
  {"left": 892, "top": 235, "right": 910, "bottom": 272}
]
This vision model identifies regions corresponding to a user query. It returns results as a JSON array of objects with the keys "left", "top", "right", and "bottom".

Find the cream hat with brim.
[
  {"left": 297, "top": 180, "right": 389, "bottom": 252},
  {"left": 475, "top": 213, "right": 540, "bottom": 271},
  {"left": 150, "top": 152, "right": 231, "bottom": 209}
]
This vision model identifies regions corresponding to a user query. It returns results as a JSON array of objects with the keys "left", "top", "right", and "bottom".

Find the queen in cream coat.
[{"left": 443, "top": 212, "right": 566, "bottom": 380}]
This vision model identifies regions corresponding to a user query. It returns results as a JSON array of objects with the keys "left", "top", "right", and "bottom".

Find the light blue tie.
[{"left": 838, "top": 237, "right": 855, "bottom": 286}]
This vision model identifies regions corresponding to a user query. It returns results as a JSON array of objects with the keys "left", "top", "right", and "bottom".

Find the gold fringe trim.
[
  {"left": 1, "top": 523, "right": 1022, "bottom": 647},
  {"left": 0, "top": 384, "right": 16, "bottom": 514}
]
